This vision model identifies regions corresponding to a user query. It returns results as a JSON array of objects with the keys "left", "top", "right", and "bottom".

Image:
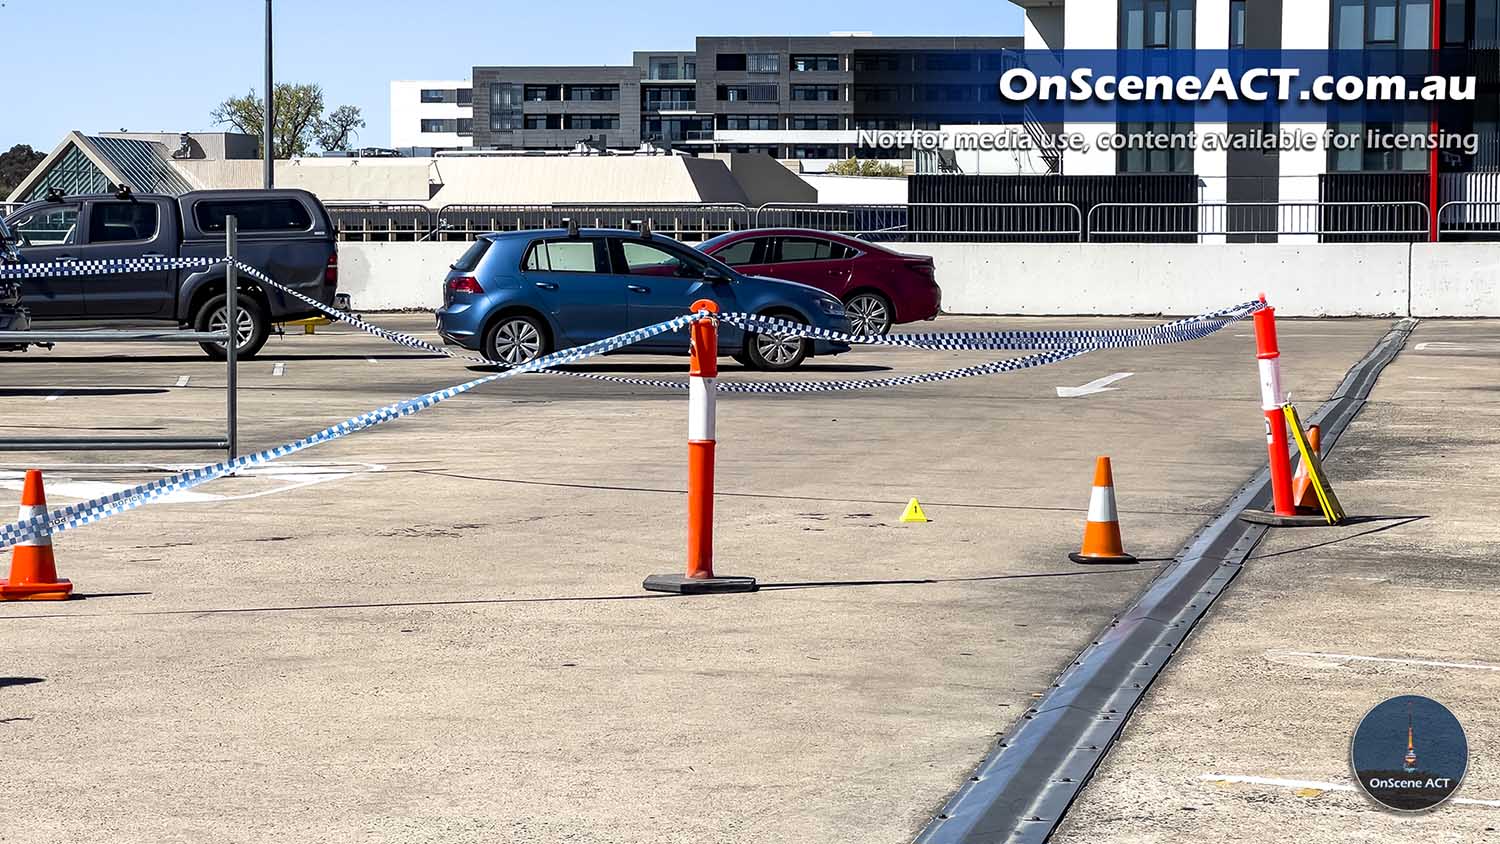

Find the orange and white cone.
[
  {"left": 1293, "top": 425, "right": 1322, "bottom": 513},
  {"left": 1068, "top": 457, "right": 1137, "bottom": 565},
  {"left": 0, "top": 470, "right": 73, "bottom": 601}
]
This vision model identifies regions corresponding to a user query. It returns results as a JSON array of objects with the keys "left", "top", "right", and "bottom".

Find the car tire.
[
  {"left": 844, "top": 291, "right": 894, "bottom": 336},
  {"left": 483, "top": 313, "right": 550, "bottom": 367},
  {"left": 195, "top": 292, "right": 269, "bottom": 360},
  {"left": 743, "top": 311, "right": 810, "bottom": 372}
]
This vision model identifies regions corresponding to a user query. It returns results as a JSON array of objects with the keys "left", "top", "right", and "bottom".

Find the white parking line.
[
  {"left": 272, "top": 363, "right": 286, "bottom": 376},
  {"left": 366, "top": 356, "right": 378, "bottom": 364},
  {"left": 1270, "top": 650, "right": 1500, "bottom": 672},
  {"left": 176, "top": 375, "right": 191, "bottom": 387},
  {"left": 44, "top": 391, "right": 60, "bottom": 402},
  {"left": 1201, "top": 774, "right": 1500, "bottom": 807}
]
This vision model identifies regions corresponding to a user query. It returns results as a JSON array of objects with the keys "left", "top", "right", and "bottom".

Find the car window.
[
  {"left": 89, "top": 201, "right": 160, "bottom": 244},
  {"left": 620, "top": 240, "right": 691, "bottom": 274},
  {"left": 524, "top": 239, "right": 604, "bottom": 273},
  {"left": 713, "top": 238, "right": 761, "bottom": 266},
  {"left": 777, "top": 237, "right": 849, "bottom": 262},
  {"left": 9, "top": 205, "right": 80, "bottom": 247},
  {"left": 194, "top": 199, "right": 313, "bottom": 233},
  {"left": 452, "top": 239, "right": 491, "bottom": 272}
]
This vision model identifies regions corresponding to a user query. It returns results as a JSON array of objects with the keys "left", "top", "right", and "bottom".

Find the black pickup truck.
[{"left": 3, "top": 188, "right": 339, "bottom": 358}]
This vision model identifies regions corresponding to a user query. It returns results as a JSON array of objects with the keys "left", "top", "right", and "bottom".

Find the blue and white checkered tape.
[{"left": 0, "top": 309, "right": 704, "bottom": 551}]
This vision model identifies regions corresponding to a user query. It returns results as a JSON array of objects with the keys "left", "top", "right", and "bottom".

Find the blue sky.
[{"left": 0, "top": 0, "right": 1023, "bottom": 152}]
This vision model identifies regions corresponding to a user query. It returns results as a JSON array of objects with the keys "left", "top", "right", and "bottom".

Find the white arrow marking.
[
  {"left": 176, "top": 375, "right": 191, "bottom": 387},
  {"left": 272, "top": 362, "right": 285, "bottom": 376},
  {"left": 1056, "top": 372, "right": 1133, "bottom": 398}
]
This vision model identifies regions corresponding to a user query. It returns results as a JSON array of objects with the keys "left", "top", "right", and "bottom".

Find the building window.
[
  {"left": 1120, "top": 0, "right": 1195, "bottom": 49},
  {"left": 420, "top": 89, "right": 448, "bottom": 103},
  {"left": 456, "top": 118, "right": 473, "bottom": 135},
  {"left": 648, "top": 56, "right": 681, "bottom": 80},
  {"left": 565, "top": 115, "right": 620, "bottom": 130},
  {"left": 1230, "top": 0, "right": 1247, "bottom": 47},
  {"left": 717, "top": 53, "right": 747, "bottom": 71},
  {"left": 923, "top": 53, "right": 973, "bottom": 71},
  {"left": 852, "top": 53, "right": 902, "bottom": 72},
  {"left": 792, "top": 54, "right": 840, "bottom": 72},
  {"left": 747, "top": 53, "right": 781, "bottom": 73},
  {"left": 565, "top": 85, "right": 618, "bottom": 102},
  {"left": 719, "top": 115, "right": 779, "bottom": 130},
  {"left": 921, "top": 84, "right": 976, "bottom": 102},
  {"left": 1118, "top": 120, "right": 1194, "bottom": 173},
  {"left": 645, "top": 88, "right": 696, "bottom": 110},
  {"left": 684, "top": 60, "right": 697, "bottom": 79},
  {"left": 789, "top": 116, "right": 840, "bottom": 130},
  {"left": 851, "top": 85, "right": 897, "bottom": 103},
  {"left": 524, "top": 114, "right": 562, "bottom": 130},
  {"left": 1333, "top": 0, "right": 1430, "bottom": 50},
  {"left": 853, "top": 117, "right": 906, "bottom": 130},
  {"left": 524, "top": 85, "right": 559, "bottom": 102},
  {"left": 793, "top": 84, "right": 841, "bottom": 102},
  {"left": 718, "top": 85, "right": 777, "bottom": 102},
  {"left": 787, "top": 146, "right": 842, "bottom": 160},
  {"left": 420, "top": 119, "right": 455, "bottom": 133},
  {"left": 489, "top": 83, "right": 522, "bottom": 131},
  {"left": 457, "top": 88, "right": 473, "bottom": 106}
]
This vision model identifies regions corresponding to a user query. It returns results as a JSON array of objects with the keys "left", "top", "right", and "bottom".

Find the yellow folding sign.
[{"left": 1282, "top": 404, "right": 1346, "bottom": 525}]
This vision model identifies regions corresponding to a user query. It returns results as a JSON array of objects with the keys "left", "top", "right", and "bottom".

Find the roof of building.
[{"left": 6, "top": 131, "right": 194, "bottom": 203}]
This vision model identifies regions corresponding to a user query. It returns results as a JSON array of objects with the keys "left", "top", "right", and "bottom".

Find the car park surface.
[{"left": 0, "top": 312, "right": 1402, "bottom": 842}]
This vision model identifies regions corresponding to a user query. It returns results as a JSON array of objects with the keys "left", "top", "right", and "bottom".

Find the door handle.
[
  {"left": 534, "top": 281, "right": 559, "bottom": 291},
  {"left": 142, "top": 252, "right": 165, "bottom": 259},
  {"left": 57, "top": 255, "right": 75, "bottom": 263},
  {"left": 627, "top": 284, "right": 649, "bottom": 293}
]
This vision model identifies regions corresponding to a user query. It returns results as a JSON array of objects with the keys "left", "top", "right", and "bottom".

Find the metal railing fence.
[
  {"left": 323, "top": 200, "right": 1462, "bottom": 244},
  {"left": 753, "top": 202, "right": 1084, "bottom": 242},
  {"left": 1086, "top": 201, "right": 1431, "bottom": 243}
]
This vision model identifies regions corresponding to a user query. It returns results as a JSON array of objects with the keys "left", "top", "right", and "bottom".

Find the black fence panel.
[
  {"left": 908, "top": 174, "right": 1198, "bottom": 242},
  {"left": 1318, "top": 173, "right": 1429, "bottom": 243}
]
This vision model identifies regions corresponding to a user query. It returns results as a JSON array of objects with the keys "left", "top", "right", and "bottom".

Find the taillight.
[
  {"left": 324, "top": 252, "right": 338, "bottom": 285},
  {"left": 448, "top": 276, "right": 484, "bottom": 295},
  {"left": 907, "top": 260, "right": 935, "bottom": 278}
]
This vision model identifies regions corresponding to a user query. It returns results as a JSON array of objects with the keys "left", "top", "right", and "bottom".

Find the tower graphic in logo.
[
  {"left": 1352, "top": 695, "right": 1467, "bottom": 812},
  {"left": 1403, "top": 703, "right": 1418, "bottom": 774}
]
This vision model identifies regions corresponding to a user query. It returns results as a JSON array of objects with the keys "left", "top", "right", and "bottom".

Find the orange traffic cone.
[
  {"left": 1293, "top": 425, "right": 1322, "bottom": 513},
  {"left": 1069, "top": 457, "right": 1137, "bottom": 565},
  {"left": 0, "top": 470, "right": 72, "bottom": 601}
]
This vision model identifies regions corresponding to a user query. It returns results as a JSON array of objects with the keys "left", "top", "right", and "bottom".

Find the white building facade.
[{"left": 389, "top": 80, "right": 474, "bottom": 152}]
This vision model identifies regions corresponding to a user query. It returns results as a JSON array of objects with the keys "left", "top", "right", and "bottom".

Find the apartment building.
[
  {"left": 391, "top": 33, "right": 1022, "bottom": 159},
  {"left": 1012, "top": 0, "right": 1498, "bottom": 215}
]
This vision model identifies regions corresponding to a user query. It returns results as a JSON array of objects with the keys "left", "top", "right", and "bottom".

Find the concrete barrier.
[
  {"left": 896, "top": 243, "right": 1411, "bottom": 317},
  {"left": 1410, "top": 244, "right": 1500, "bottom": 317},
  {"left": 338, "top": 240, "right": 1487, "bottom": 318}
]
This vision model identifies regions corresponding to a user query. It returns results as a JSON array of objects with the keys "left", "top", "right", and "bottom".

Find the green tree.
[
  {"left": 0, "top": 144, "right": 46, "bottom": 197},
  {"left": 211, "top": 83, "right": 364, "bottom": 157},
  {"left": 824, "top": 156, "right": 905, "bottom": 177}
]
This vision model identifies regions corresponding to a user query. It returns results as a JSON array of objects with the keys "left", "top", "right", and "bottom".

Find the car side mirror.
[{"left": 702, "top": 267, "right": 730, "bottom": 283}]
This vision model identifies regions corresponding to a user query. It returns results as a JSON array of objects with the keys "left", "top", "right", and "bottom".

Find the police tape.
[
  {"left": 0, "top": 255, "right": 1261, "bottom": 394},
  {"left": 0, "top": 310, "right": 705, "bottom": 551}
]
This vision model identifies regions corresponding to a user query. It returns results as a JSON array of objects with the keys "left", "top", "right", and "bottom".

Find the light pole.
[{"left": 263, "top": 0, "right": 275, "bottom": 189}]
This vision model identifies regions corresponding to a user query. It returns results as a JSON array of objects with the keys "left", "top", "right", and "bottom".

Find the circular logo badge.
[{"left": 1351, "top": 695, "right": 1468, "bottom": 812}]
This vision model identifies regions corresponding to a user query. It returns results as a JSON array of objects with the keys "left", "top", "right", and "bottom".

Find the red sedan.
[{"left": 697, "top": 228, "right": 941, "bottom": 335}]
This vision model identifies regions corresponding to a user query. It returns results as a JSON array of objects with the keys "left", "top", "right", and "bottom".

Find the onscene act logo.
[{"left": 1351, "top": 695, "right": 1468, "bottom": 812}]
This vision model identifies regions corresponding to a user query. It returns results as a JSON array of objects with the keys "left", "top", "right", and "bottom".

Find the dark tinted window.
[
  {"left": 713, "top": 239, "right": 761, "bottom": 266},
  {"left": 777, "top": 238, "right": 850, "bottom": 262},
  {"left": 194, "top": 199, "right": 314, "bottom": 233},
  {"left": 89, "top": 202, "right": 160, "bottom": 243},
  {"left": 452, "top": 239, "right": 491, "bottom": 272}
]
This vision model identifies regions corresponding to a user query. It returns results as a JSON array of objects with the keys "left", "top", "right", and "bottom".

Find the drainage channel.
[{"left": 914, "top": 318, "right": 1418, "bottom": 844}]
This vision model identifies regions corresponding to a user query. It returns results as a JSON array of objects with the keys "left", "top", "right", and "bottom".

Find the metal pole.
[
  {"left": 263, "top": 0, "right": 275, "bottom": 189},
  {"left": 226, "top": 216, "right": 239, "bottom": 461}
]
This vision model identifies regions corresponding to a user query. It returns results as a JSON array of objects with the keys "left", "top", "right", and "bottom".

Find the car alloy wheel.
[
  {"left": 845, "top": 293, "right": 892, "bottom": 336},
  {"left": 489, "top": 316, "right": 544, "bottom": 365},
  {"left": 754, "top": 331, "right": 804, "bottom": 368},
  {"left": 208, "top": 305, "right": 258, "bottom": 351}
]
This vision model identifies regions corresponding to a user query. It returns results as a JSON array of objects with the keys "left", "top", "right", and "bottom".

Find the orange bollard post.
[
  {"left": 0, "top": 470, "right": 73, "bottom": 601},
  {"left": 644, "top": 300, "right": 757, "bottom": 595}
]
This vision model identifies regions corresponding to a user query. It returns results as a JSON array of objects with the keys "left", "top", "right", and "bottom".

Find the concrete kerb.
[{"left": 912, "top": 316, "right": 1418, "bottom": 844}]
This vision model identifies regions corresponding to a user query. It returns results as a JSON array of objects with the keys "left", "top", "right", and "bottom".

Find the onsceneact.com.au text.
[{"left": 999, "top": 67, "right": 1475, "bottom": 103}]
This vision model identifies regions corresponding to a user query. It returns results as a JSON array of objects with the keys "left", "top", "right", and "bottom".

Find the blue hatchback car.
[{"left": 435, "top": 228, "right": 851, "bottom": 370}]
